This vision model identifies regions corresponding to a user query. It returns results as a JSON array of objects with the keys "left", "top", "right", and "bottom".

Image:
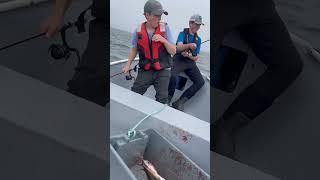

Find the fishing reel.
[
  {"left": 48, "top": 23, "right": 81, "bottom": 65},
  {"left": 48, "top": 5, "right": 91, "bottom": 65},
  {"left": 125, "top": 64, "right": 138, "bottom": 80},
  {"left": 188, "top": 49, "right": 197, "bottom": 57},
  {"left": 177, "top": 48, "right": 196, "bottom": 57},
  {"left": 187, "top": 45, "right": 197, "bottom": 56}
]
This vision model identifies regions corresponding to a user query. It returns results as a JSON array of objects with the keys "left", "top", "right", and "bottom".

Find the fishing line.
[{"left": 127, "top": 104, "right": 167, "bottom": 138}]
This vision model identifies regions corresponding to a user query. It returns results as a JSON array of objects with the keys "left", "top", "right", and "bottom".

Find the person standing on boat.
[
  {"left": 122, "top": 0, "right": 176, "bottom": 104},
  {"left": 212, "top": 0, "right": 303, "bottom": 160},
  {"left": 40, "top": 0, "right": 107, "bottom": 106},
  {"left": 167, "top": 14, "right": 205, "bottom": 111}
]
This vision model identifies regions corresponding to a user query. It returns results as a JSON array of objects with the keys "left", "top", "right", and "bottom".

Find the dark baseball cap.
[{"left": 144, "top": 0, "right": 168, "bottom": 16}]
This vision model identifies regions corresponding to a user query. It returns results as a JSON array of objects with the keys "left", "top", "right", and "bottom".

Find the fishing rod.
[
  {"left": 110, "top": 71, "right": 124, "bottom": 78},
  {"left": 48, "top": 5, "right": 91, "bottom": 65},
  {"left": 0, "top": 22, "right": 80, "bottom": 55},
  {"left": 0, "top": 32, "right": 46, "bottom": 51},
  {"left": 0, "top": 5, "right": 92, "bottom": 66},
  {"left": 187, "top": 39, "right": 210, "bottom": 56},
  {"left": 110, "top": 64, "right": 138, "bottom": 80},
  {"left": 48, "top": 21, "right": 82, "bottom": 65},
  {"left": 201, "top": 39, "right": 210, "bottom": 44}
]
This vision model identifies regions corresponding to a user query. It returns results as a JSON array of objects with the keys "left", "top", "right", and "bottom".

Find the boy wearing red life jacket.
[{"left": 122, "top": 0, "right": 176, "bottom": 104}]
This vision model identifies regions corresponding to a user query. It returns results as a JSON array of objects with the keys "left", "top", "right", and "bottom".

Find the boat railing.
[{"left": 110, "top": 57, "right": 211, "bottom": 81}]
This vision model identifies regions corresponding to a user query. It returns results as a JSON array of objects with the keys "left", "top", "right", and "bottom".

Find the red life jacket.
[{"left": 136, "top": 22, "right": 172, "bottom": 70}]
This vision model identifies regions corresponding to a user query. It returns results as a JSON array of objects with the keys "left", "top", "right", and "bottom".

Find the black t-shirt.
[{"left": 91, "top": 0, "right": 106, "bottom": 21}]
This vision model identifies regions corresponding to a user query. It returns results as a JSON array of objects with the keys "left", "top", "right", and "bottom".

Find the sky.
[{"left": 110, "top": 0, "right": 210, "bottom": 52}]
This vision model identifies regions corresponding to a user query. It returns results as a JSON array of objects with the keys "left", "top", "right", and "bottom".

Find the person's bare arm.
[
  {"left": 122, "top": 47, "right": 138, "bottom": 73},
  {"left": 41, "top": 0, "right": 73, "bottom": 38},
  {"left": 161, "top": 38, "right": 176, "bottom": 55},
  {"left": 177, "top": 42, "right": 197, "bottom": 53},
  {"left": 152, "top": 34, "right": 176, "bottom": 55},
  {"left": 53, "top": 0, "right": 72, "bottom": 17},
  {"left": 143, "top": 160, "right": 166, "bottom": 180}
]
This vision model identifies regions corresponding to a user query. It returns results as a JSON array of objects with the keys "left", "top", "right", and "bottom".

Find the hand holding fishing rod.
[
  {"left": 176, "top": 39, "right": 209, "bottom": 57},
  {"left": 42, "top": 5, "right": 90, "bottom": 64},
  {"left": 0, "top": 5, "right": 91, "bottom": 68},
  {"left": 0, "top": 22, "right": 77, "bottom": 52},
  {"left": 185, "top": 39, "right": 210, "bottom": 57},
  {"left": 0, "top": 14, "right": 69, "bottom": 52},
  {"left": 40, "top": 2, "right": 89, "bottom": 38},
  {"left": 40, "top": 12, "right": 64, "bottom": 38},
  {"left": 111, "top": 64, "right": 138, "bottom": 80},
  {"left": 40, "top": 0, "right": 77, "bottom": 38},
  {"left": 0, "top": 12, "right": 68, "bottom": 52}
]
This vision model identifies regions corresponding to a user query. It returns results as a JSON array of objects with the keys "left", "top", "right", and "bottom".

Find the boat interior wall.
[
  {"left": 0, "top": 65, "right": 106, "bottom": 161},
  {"left": 0, "top": 117, "right": 107, "bottom": 179},
  {"left": 110, "top": 129, "right": 210, "bottom": 180},
  {"left": 110, "top": 145, "right": 138, "bottom": 180},
  {"left": 110, "top": 83, "right": 210, "bottom": 174},
  {"left": 212, "top": 152, "right": 280, "bottom": 180}
]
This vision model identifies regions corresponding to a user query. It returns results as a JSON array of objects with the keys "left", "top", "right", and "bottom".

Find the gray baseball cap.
[
  {"left": 189, "top": 14, "right": 204, "bottom": 25},
  {"left": 144, "top": 0, "right": 168, "bottom": 16}
]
